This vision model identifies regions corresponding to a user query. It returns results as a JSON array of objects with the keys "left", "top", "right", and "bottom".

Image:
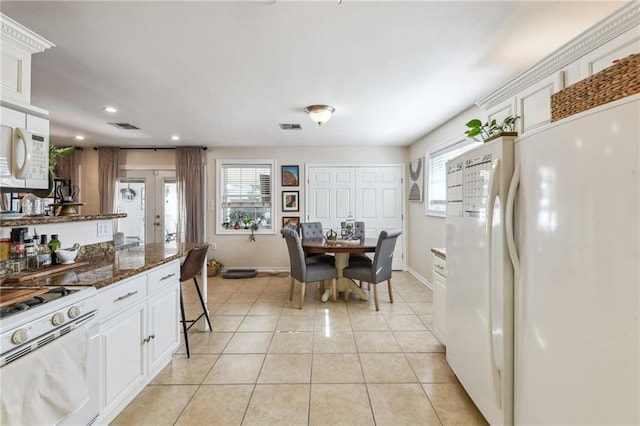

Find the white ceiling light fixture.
[
  {"left": 171, "top": 135, "right": 180, "bottom": 141},
  {"left": 103, "top": 106, "right": 118, "bottom": 113},
  {"left": 75, "top": 135, "right": 85, "bottom": 140},
  {"left": 304, "top": 105, "right": 335, "bottom": 126}
]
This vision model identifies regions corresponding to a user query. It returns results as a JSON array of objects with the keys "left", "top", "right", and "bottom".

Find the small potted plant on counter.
[{"left": 464, "top": 115, "right": 519, "bottom": 142}]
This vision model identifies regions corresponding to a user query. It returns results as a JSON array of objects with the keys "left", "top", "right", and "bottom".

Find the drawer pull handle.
[
  {"left": 114, "top": 291, "right": 138, "bottom": 302},
  {"left": 160, "top": 273, "right": 176, "bottom": 281},
  {"left": 435, "top": 265, "right": 445, "bottom": 270}
]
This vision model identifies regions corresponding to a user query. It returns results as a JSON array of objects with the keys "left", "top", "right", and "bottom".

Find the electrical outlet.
[
  {"left": 97, "top": 221, "right": 110, "bottom": 237},
  {"left": 207, "top": 199, "right": 215, "bottom": 211},
  {"left": 211, "top": 243, "right": 216, "bottom": 251}
]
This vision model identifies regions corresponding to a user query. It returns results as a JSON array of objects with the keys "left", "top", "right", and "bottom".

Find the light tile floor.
[{"left": 111, "top": 272, "right": 487, "bottom": 426}]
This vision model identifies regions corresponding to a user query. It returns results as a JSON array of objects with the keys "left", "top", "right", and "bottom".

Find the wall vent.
[
  {"left": 279, "top": 123, "right": 302, "bottom": 130},
  {"left": 108, "top": 122, "right": 140, "bottom": 130}
]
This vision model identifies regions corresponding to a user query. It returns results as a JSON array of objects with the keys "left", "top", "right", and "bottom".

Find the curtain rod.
[{"left": 92, "top": 146, "right": 208, "bottom": 151}]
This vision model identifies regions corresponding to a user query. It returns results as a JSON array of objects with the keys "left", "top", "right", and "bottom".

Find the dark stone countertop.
[
  {"left": 1, "top": 242, "right": 203, "bottom": 289},
  {"left": 0, "top": 213, "right": 127, "bottom": 227}
]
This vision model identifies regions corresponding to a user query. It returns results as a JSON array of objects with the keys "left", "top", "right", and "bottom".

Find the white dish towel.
[{"left": 0, "top": 325, "right": 89, "bottom": 426}]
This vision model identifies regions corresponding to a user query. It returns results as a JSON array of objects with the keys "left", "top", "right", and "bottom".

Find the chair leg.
[
  {"left": 373, "top": 284, "right": 380, "bottom": 311},
  {"left": 289, "top": 277, "right": 295, "bottom": 301},
  {"left": 193, "top": 277, "right": 213, "bottom": 331},
  {"left": 344, "top": 280, "right": 350, "bottom": 302},
  {"left": 387, "top": 279, "right": 394, "bottom": 304},
  {"left": 299, "top": 282, "right": 306, "bottom": 309},
  {"left": 179, "top": 287, "right": 190, "bottom": 358},
  {"left": 319, "top": 280, "right": 325, "bottom": 294},
  {"left": 331, "top": 278, "right": 337, "bottom": 302}
]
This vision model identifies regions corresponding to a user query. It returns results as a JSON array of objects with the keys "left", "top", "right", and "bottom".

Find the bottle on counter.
[
  {"left": 48, "top": 234, "right": 61, "bottom": 265},
  {"left": 38, "top": 234, "right": 52, "bottom": 267},
  {"left": 24, "top": 238, "right": 37, "bottom": 270},
  {"left": 9, "top": 228, "right": 26, "bottom": 260}
]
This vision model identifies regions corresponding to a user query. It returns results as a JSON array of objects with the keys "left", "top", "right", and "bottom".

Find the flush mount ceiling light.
[
  {"left": 304, "top": 105, "right": 335, "bottom": 126},
  {"left": 171, "top": 135, "right": 180, "bottom": 141},
  {"left": 75, "top": 135, "right": 85, "bottom": 140},
  {"left": 103, "top": 106, "right": 117, "bottom": 113}
]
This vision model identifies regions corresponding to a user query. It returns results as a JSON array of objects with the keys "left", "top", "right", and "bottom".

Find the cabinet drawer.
[
  {"left": 147, "top": 260, "right": 180, "bottom": 294},
  {"left": 432, "top": 254, "right": 447, "bottom": 278},
  {"left": 99, "top": 274, "right": 147, "bottom": 320}
]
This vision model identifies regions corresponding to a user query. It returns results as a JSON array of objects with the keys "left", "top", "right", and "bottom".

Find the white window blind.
[
  {"left": 426, "top": 138, "right": 479, "bottom": 217},
  {"left": 217, "top": 160, "right": 274, "bottom": 233}
]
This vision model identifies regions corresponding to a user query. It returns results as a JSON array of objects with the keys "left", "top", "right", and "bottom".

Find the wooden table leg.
[{"left": 334, "top": 253, "right": 368, "bottom": 301}]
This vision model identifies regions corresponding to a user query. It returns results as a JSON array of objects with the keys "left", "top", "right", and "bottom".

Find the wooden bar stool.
[{"left": 179, "top": 245, "right": 212, "bottom": 358}]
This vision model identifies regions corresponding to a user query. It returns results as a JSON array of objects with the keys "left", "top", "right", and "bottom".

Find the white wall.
[
  {"left": 406, "top": 105, "right": 482, "bottom": 286},
  {"left": 206, "top": 145, "right": 407, "bottom": 271}
]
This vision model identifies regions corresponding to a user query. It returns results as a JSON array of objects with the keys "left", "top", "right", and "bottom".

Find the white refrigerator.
[{"left": 446, "top": 95, "right": 639, "bottom": 425}]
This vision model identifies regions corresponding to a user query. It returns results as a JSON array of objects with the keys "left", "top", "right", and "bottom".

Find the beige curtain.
[
  {"left": 98, "top": 147, "right": 120, "bottom": 214},
  {"left": 56, "top": 148, "right": 82, "bottom": 185},
  {"left": 176, "top": 147, "right": 204, "bottom": 243}
]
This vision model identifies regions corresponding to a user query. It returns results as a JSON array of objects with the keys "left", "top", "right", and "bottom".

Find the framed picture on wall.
[
  {"left": 281, "top": 165, "right": 299, "bottom": 187},
  {"left": 282, "top": 216, "right": 300, "bottom": 230},
  {"left": 282, "top": 190, "right": 299, "bottom": 212}
]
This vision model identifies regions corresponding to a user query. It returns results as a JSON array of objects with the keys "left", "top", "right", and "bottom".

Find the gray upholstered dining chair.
[
  {"left": 298, "top": 222, "right": 335, "bottom": 265},
  {"left": 340, "top": 221, "right": 372, "bottom": 266},
  {"left": 342, "top": 229, "right": 402, "bottom": 311},
  {"left": 281, "top": 228, "right": 338, "bottom": 309}
]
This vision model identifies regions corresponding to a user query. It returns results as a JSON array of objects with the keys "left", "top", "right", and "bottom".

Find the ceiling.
[{"left": 1, "top": 1, "right": 625, "bottom": 149}]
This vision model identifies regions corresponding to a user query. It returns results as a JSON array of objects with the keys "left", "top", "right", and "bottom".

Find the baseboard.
[{"left": 407, "top": 267, "right": 432, "bottom": 290}]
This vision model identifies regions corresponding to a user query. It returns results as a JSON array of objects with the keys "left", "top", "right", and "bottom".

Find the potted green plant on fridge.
[{"left": 464, "top": 115, "right": 520, "bottom": 142}]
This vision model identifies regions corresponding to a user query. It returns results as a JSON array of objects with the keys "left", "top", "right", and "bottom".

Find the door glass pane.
[
  {"left": 164, "top": 180, "right": 178, "bottom": 247},
  {"left": 117, "top": 179, "right": 146, "bottom": 244}
]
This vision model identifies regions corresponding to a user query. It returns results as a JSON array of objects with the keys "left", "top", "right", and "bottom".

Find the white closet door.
[
  {"left": 307, "top": 165, "right": 404, "bottom": 269},
  {"left": 307, "top": 167, "right": 355, "bottom": 230},
  {"left": 354, "top": 166, "right": 404, "bottom": 269}
]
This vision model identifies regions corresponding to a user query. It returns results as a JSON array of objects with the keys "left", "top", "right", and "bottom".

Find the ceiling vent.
[
  {"left": 279, "top": 123, "right": 302, "bottom": 130},
  {"left": 108, "top": 122, "right": 140, "bottom": 130}
]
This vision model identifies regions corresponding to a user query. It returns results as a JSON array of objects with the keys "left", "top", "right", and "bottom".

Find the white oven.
[
  {"left": 0, "top": 286, "right": 100, "bottom": 425},
  {"left": 0, "top": 105, "right": 50, "bottom": 190}
]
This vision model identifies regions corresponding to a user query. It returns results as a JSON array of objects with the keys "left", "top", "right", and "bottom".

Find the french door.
[
  {"left": 117, "top": 170, "right": 177, "bottom": 245},
  {"left": 306, "top": 165, "right": 405, "bottom": 269}
]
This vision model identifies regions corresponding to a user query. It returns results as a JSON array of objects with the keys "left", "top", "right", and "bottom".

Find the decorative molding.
[
  {"left": 1, "top": 13, "right": 55, "bottom": 54},
  {"left": 477, "top": 2, "right": 640, "bottom": 110}
]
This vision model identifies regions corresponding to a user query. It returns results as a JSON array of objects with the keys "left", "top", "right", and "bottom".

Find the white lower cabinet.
[
  {"left": 96, "top": 260, "right": 181, "bottom": 424},
  {"left": 101, "top": 303, "right": 146, "bottom": 409},
  {"left": 432, "top": 254, "right": 447, "bottom": 346},
  {"left": 147, "top": 285, "right": 180, "bottom": 374}
]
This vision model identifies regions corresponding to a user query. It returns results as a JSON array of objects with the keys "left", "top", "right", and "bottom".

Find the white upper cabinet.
[
  {"left": 477, "top": 2, "right": 639, "bottom": 135},
  {"left": 0, "top": 14, "right": 54, "bottom": 107}
]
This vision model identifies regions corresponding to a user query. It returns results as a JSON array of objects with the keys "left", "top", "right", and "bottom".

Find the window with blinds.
[
  {"left": 426, "top": 138, "right": 479, "bottom": 216},
  {"left": 217, "top": 160, "right": 274, "bottom": 233}
]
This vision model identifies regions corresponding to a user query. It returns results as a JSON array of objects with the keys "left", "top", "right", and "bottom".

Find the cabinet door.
[
  {"left": 147, "top": 284, "right": 180, "bottom": 374},
  {"left": 432, "top": 272, "right": 447, "bottom": 346},
  {"left": 101, "top": 303, "right": 146, "bottom": 409}
]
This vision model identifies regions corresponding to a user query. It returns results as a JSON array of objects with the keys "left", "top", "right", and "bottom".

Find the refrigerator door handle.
[
  {"left": 485, "top": 158, "right": 503, "bottom": 408},
  {"left": 506, "top": 161, "right": 521, "bottom": 277}
]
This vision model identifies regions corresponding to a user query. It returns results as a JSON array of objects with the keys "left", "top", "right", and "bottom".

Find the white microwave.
[{"left": 0, "top": 106, "right": 50, "bottom": 190}]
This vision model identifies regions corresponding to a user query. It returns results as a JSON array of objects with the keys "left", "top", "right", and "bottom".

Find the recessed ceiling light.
[
  {"left": 171, "top": 135, "right": 180, "bottom": 141},
  {"left": 103, "top": 106, "right": 117, "bottom": 113},
  {"left": 75, "top": 135, "right": 85, "bottom": 140}
]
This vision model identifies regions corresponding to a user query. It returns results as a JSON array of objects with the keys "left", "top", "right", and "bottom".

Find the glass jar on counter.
[{"left": 21, "top": 194, "right": 45, "bottom": 216}]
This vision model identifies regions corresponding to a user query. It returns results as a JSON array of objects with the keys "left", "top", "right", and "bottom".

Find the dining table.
[{"left": 301, "top": 237, "right": 378, "bottom": 302}]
